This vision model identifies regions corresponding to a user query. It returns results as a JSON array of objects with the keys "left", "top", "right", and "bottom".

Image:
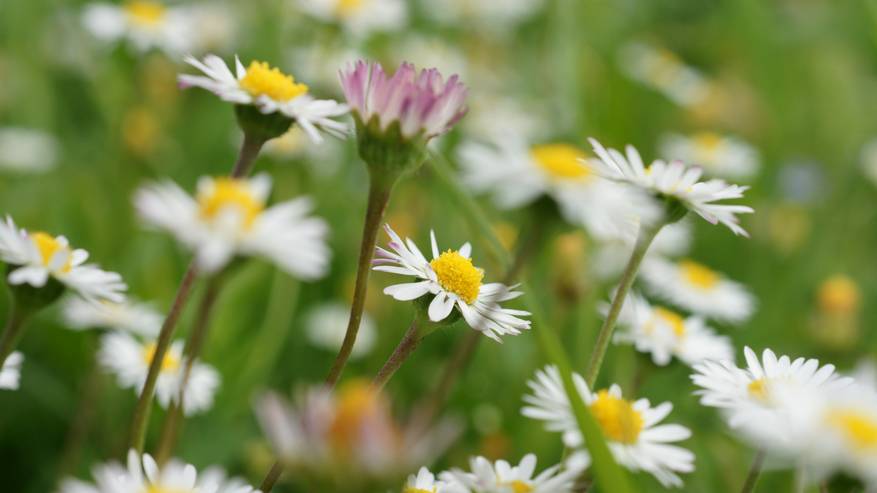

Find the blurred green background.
[{"left": 1, "top": 0, "right": 876, "bottom": 491}]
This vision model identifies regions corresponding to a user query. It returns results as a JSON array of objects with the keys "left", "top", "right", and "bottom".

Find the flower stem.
[
  {"left": 128, "top": 261, "right": 199, "bottom": 454},
  {"left": 372, "top": 319, "right": 423, "bottom": 391},
  {"left": 583, "top": 222, "right": 662, "bottom": 387},
  {"left": 258, "top": 462, "right": 284, "bottom": 492},
  {"left": 153, "top": 274, "right": 224, "bottom": 464},
  {"left": 231, "top": 132, "right": 266, "bottom": 178},
  {"left": 740, "top": 449, "right": 766, "bottom": 493},
  {"left": 0, "top": 299, "right": 31, "bottom": 368},
  {"left": 325, "top": 173, "right": 396, "bottom": 387}
]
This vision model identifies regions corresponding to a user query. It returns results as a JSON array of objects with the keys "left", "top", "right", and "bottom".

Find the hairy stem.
[
  {"left": 372, "top": 320, "right": 422, "bottom": 391},
  {"left": 741, "top": 449, "right": 766, "bottom": 493},
  {"left": 0, "top": 300, "right": 30, "bottom": 368},
  {"left": 231, "top": 133, "right": 266, "bottom": 178}
]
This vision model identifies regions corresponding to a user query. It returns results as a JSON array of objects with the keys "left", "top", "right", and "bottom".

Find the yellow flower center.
[
  {"left": 403, "top": 488, "right": 436, "bottom": 493},
  {"left": 335, "top": 0, "right": 365, "bottom": 16},
  {"left": 430, "top": 250, "right": 484, "bottom": 304},
  {"left": 652, "top": 307, "right": 686, "bottom": 337},
  {"left": 197, "top": 178, "right": 265, "bottom": 228},
  {"left": 679, "top": 260, "right": 720, "bottom": 290},
  {"left": 31, "top": 231, "right": 73, "bottom": 272},
  {"left": 328, "top": 380, "right": 384, "bottom": 452},
  {"left": 818, "top": 275, "right": 860, "bottom": 315},
  {"left": 692, "top": 132, "right": 723, "bottom": 153},
  {"left": 747, "top": 378, "right": 769, "bottom": 403},
  {"left": 503, "top": 480, "right": 533, "bottom": 493},
  {"left": 589, "top": 390, "right": 644, "bottom": 444},
  {"left": 530, "top": 144, "right": 591, "bottom": 180},
  {"left": 142, "top": 343, "right": 180, "bottom": 373},
  {"left": 239, "top": 61, "right": 308, "bottom": 102},
  {"left": 827, "top": 409, "right": 877, "bottom": 450},
  {"left": 124, "top": 1, "right": 167, "bottom": 26}
]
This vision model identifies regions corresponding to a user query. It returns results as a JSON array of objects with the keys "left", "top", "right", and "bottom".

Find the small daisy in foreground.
[
  {"left": 690, "top": 346, "right": 853, "bottom": 449},
  {"left": 135, "top": 174, "right": 330, "bottom": 277},
  {"left": 179, "top": 54, "right": 349, "bottom": 142},
  {"left": 0, "top": 127, "right": 58, "bottom": 173},
  {"left": 81, "top": 1, "right": 192, "bottom": 56},
  {"left": 0, "top": 216, "right": 126, "bottom": 303},
  {"left": 442, "top": 454, "right": 582, "bottom": 493},
  {"left": 660, "top": 132, "right": 760, "bottom": 181},
  {"left": 58, "top": 449, "right": 260, "bottom": 493},
  {"left": 295, "top": 0, "right": 407, "bottom": 37},
  {"left": 640, "top": 257, "right": 755, "bottom": 325},
  {"left": 62, "top": 297, "right": 162, "bottom": 337},
  {"left": 373, "top": 225, "right": 531, "bottom": 341},
  {"left": 523, "top": 366, "right": 694, "bottom": 487},
  {"left": 587, "top": 138, "right": 754, "bottom": 236},
  {"left": 458, "top": 136, "right": 649, "bottom": 240},
  {"left": 404, "top": 467, "right": 467, "bottom": 493},
  {"left": 613, "top": 292, "right": 734, "bottom": 366},
  {"left": 305, "top": 302, "right": 376, "bottom": 359},
  {"left": 0, "top": 352, "right": 23, "bottom": 390},
  {"left": 98, "top": 332, "right": 219, "bottom": 415}
]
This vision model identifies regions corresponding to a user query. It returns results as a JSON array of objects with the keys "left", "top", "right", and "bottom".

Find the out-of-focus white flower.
[
  {"left": 294, "top": 0, "right": 407, "bottom": 37},
  {"left": 443, "top": 454, "right": 583, "bottom": 493},
  {"left": 98, "top": 332, "right": 219, "bottom": 415},
  {"left": 463, "top": 96, "right": 547, "bottom": 142},
  {"left": 393, "top": 36, "right": 469, "bottom": 84},
  {"left": 0, "top": 216, "right": 126, "bottom": 303},
  {"left": 135, "top": 174, "right": 330, "bottom": 277},
  {"left": 639, "top": 257, "right": 755, "bottom": 325},
  {"left": 62, "top": 297, "right": 162, "bottom": 337},
  {"left": 618, "top": 42, "right": 711, "bottom": 107},
  {"left": 523, "top": 366, "right": 694, "bottom": 488},
  {"left": 404, "top": 467, "right": 468, "bottom": 493},
  {"left": 0, "top": 127, "right": 58, "bottom": 173},
  {"left": 81, "top": 1, "right": 192, "bottom": 56},
  {"left": 260, "top": 127, "right": 344, "bottom": 176},
  {"left": 286, "top": 45, "right": 363, "bottom": 92},
  {"left": 304, "top": 302, "right": 376, "bottom": 359},
  {"left": 419, "top": 0, "right": 546, "bottom": 32},
  {"left": 659, "top": 132, "right": 760, "bottom": 181},
  {"left": 591, "top": 221, "right": 692, "bottom": 281},
  {"left": 0, "top": 352, "right": 23, "bottom": 390},
  {"left": 185, "top": 3, "right": 237, "bottom": 54}
]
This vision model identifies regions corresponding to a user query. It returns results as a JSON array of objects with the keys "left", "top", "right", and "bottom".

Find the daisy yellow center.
[
  {"left": 430, "top": 250, "right": 484, "bottom": 304},
  {"left": 827, "top": 409, "right": 877, "bottom": 450},
  {"left": 328, "top": 381, "right": 382, "bottom": 451},
  {"left": 403, "top": 488, "right": 436, "bottom": 493},
  {"left": 124, "top": 1, "right": 167, "bottom": 26},
  {"left": 679, "top": 260, "right": 719, "bottom": 290},
  {"left": 31, "top": 231, "right": 72, "bottom": 272},
  {"left": 239, "top": 61, "right": 308, "bottom": 102},
  {"left": 503, "top": 480, "right": 533, "bottom": 493},
  {"left": 336, "top": 0, "right": 364, "bottom": 15},
  {"left": 693, "top": 132, "right": 723, "bottom": 152},
  {"left": 197, "top": 178, "right": 264, "bottom": 228},
  {"left": 530, "top": 144, "right": 591, "bottom": 180},
  {"left": 142, "top": 343, "right": 180, "bottom": 373},
  {"left": 589, "top": 390, "right": 644, "bottom": 444},
  {"left": 747, "top": 378, "right": 769, "bottom": 403},
  {"left": 653, "top": 307, "right": 686, "bottom": 337}
]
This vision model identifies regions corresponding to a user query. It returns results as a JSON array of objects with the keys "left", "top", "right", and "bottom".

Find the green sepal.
[
  {"left": 354, "top": 114, "right": 429, "bottom": 179},
  {"left": 5, "top": 264, "right": 66, "bottom": 314},
  {"left": 659, "top": 195, "right": 690, "bottom": 224},
  {"left": 234, "top": 104, "right": 294, "bottom": 143}
]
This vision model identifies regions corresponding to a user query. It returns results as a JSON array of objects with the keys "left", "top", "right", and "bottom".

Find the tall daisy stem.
[
  {"left": 0, "top": 299, "right": 30, "bottom": 368},
  {"left": 128, "top": 262, "right": 199, "bottom": 453},
  {"left": 583, "top": 222, "right": 663, "bottom": 387},
  {"left": 325, "top": 172, "right": 397, "bottom": 387},
  {"left": 231, "top": 133, "right": 266, "bottom": 178},
  {"left": 740, "top": 449, "right": 766, "bottom": 493},
  {"left": 372, "top": 319, "right": 422, "bottom": 391},
  {"left": 153, "top": 274, "right": 224, "bottom": 464}
]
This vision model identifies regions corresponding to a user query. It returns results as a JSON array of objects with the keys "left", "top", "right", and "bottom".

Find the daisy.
[
  {"left": 0, "top": 216, "right": 126, "bottom": 303},
  {"left": 814, "top": 387, "right": 877, "bottom": 486},
  {"left": 134, "top": 174, "right": 330, "bottom": 277},
  {"left": 61, "top": 297, "right": 163, "bottom": 337},
  {"left": 372, "top": 224, "right": 531, "bottom": 342},
  {"left": 522, "top": 366, "right": 694, "bottom": 488},
  {"left": 591, "top": 221, "right": 692, "bottom": 281},
  {"left": 81, "top": 1, "right": 193, "bottom": 56},
  {"left": 690, "top": 346, "right": 854, "bottom": 450},
  {"left": 179, "top": 54, "right": 349, "bottom": 143},
  {"left": 618, "top": 42, "right": 711, "bottom": 108},
  {"left": 639, "top": 257, "right": 755, "bottom": 325},
  {"left": 659, "top": 132, "right": 760, "bottom": 181},
  {"left": 613, "top": 292, "right": 734, "bottom": 366},
  {"left": 304, "top": 302, "right": 376, "bottom": 359},
  {"left": 443, "top": 454, "right": 582, "bottom": 493},
  {"left": 458, "top": 136, "right": 651, "bottom": 241},
  {"left": 0, "top": 127, "right": 58, "bottom": 173},
  {"left": 0, "top": 352, "right": 23, "bottom": 390},
  {"left": 587, "top": 138, "right": 754, "bottom": 236},
  {"left": 98, "top": 331, "right": 219, "bottom": 415},
  {"left": 404, "top": 467, "right": 467, "bottom": 493},
  {"left": 294, "top": 0, "right": 407, "bottom": 37}
]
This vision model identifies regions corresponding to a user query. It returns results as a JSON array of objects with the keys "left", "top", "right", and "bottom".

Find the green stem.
[
  {"left": 371, "top": 319, "right": 422, "bottom": 391},
  {"left": 324, "top": 172, "right": 397, "bottom": 387},
  {"left": 583, "top": 223, "right": 662, "bottom": 387},
  {"left": 231, "top": 132, "right": 266, "bottom": 178},
  {"left": 0, "top": 300, "right": 30, "bottom": 368},
  {"left": 128, "top": 262, "right": 199, "bottom": 454},
  {"left": 258, "top": 462, "right": 284, "bottom": 492},
  {"left": 740, "top": 449, "right": 766, "bottom": 493}
]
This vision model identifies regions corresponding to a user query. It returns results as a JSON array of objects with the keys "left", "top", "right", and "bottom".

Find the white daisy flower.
[
  {"left": 178, "top": 54, "right": 349, "bottom": 143},
  {"left": 304, "top": 302, "right": 376, "bottom": 359},
  {"left": 294, "top": 0, "right": 407, "bottom": 37},
  {"left": 0, "top": 351, "right": 23, "bottom": 390},
  {"left": 81, "top": 1, "right": 193, "bottom": 56},
  {"left": 591, "top": 221, "right": 692, "bottom": 281},
  {"left": 134, "top": 174, "right": 330, "bottom": 277},
  {"left": 522, "top": 366, "right": 694, "bottom": 488},
  {"left": 813, "top": 387, "right": 877, "bottom": 487},
  {"left": 613, "top": 292, "right": 734, "bottom": 366},
  {"left": 373, "top": 224, "right": 531, "bottom": 342},
  {"left": 463, "top": 96, "right": 547, "bottom": 143},
  {"left": 404, "top": 467, "right": 467, "bottom": 493},
  {"left": 443, "top": 454, "right": 582, "bottom": 493},
  {"left": 639, "top": 257, "right": 755, "bottom": 325},
  {"left": 618, "top": 42, "right": 711, "bottom": 107},
  {"left": 98, "top": 332, "right": 219, "bottom": 415},
  {"left": 0, "top": 127, "right": 58, "bottom": 173},
  {"left": 587, "top": 138, "right": 754, "bottom": 236},
  {"left": 660, "top": 132, "right": 760, "bottom": 181},
  {"left": 0, "top": 216, "right": 126, "bottom": 303},
  {"left": 690, "top": 346, "right": 854, "bottom": 451},
  {"left": 458, "top": 136, "right": 651, "bottom": 241},
  {"left": 61, "top": 297, "right": 162, "bottom": 337}
]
